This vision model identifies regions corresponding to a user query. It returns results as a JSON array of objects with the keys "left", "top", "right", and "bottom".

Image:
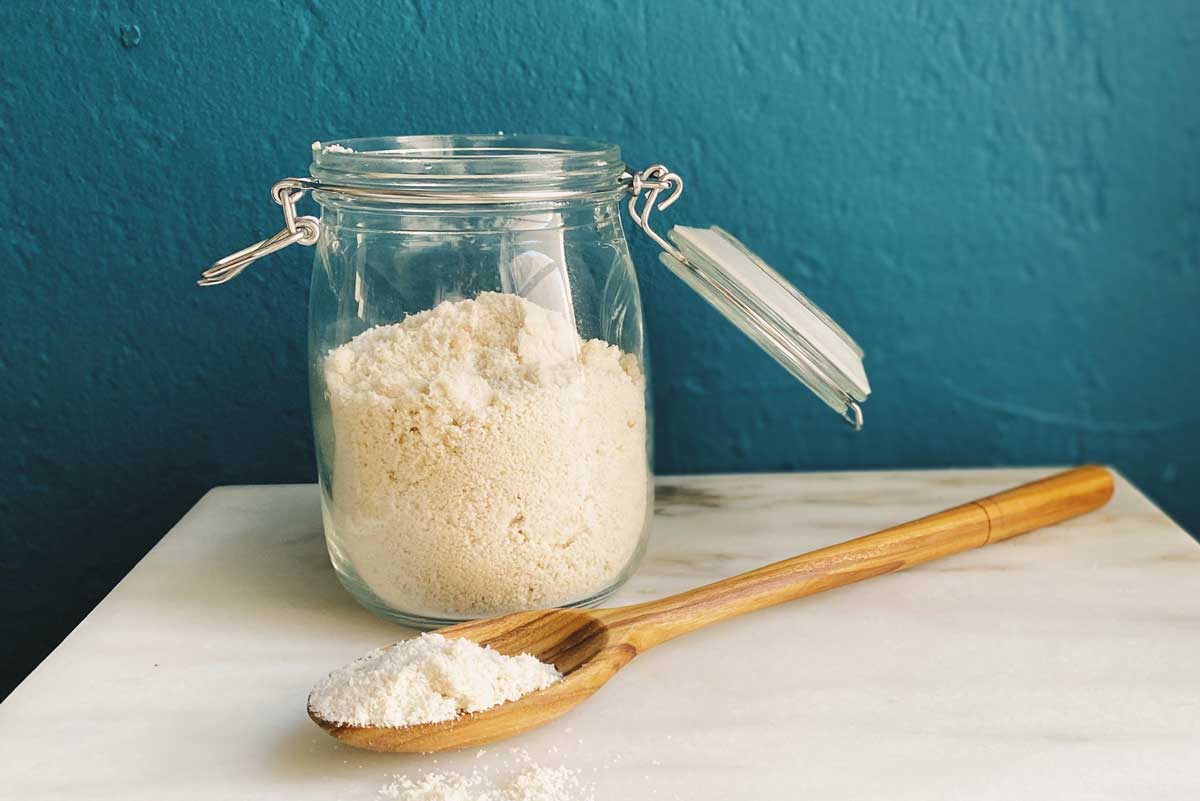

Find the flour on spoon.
[{"left": 309, "top": 633, "right": 561, "bottom": 728}]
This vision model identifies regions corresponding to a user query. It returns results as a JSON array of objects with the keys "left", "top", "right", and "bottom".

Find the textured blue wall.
[{"left": 2, "top": 1, "right": 1198, "bottom": 697}]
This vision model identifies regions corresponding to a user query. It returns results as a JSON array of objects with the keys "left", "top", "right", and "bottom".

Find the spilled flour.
[
  {"left": 322, "top": 292, "right": 648, "bottom": 618},
  {"left": 309, "top": 633, "right": 561, "bottom": 728},
  {"left": 377, "top": 763, "right": 592, "bottom": 801}
]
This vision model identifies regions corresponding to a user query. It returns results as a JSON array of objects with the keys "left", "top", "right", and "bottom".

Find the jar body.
[{"left": 309, "top": 194, "right": 653, "bottom": 627}]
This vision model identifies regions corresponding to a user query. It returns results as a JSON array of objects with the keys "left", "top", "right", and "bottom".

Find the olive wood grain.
[{"left": 310, "top": 465, "right": 1114, "bottom": 752}]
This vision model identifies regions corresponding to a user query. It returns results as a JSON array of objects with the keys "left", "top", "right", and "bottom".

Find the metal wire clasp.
[
  {"left": 623, "top": 165, "right": 685, "bottom": 261},
  {"left": 197, "top": 180, "right": 320, "bottom": 287}
]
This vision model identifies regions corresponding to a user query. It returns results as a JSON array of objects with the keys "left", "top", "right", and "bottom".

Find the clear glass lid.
[{"left": 657, "top": 225, "right": 869, "bottom": 428}]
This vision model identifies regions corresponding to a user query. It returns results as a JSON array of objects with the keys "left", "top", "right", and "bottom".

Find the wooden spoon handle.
[{"left": 602, "top": 465, "right": 1114, "bottom": 651}]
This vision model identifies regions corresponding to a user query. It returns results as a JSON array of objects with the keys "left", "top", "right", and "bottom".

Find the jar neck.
[
  {"left": 308, "top": 134, "right": 627, "bottom": 211},
  {"left": 316, "top": 196, "right": 625, "bottom": 235}
]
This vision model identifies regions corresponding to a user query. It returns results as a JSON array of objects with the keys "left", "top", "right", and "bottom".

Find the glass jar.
[
  {"left": 201, "top": 133, "right": 871, "bottom": 629},
  {"left": 304, "top": 135, "right": 654, "bottom": 627}
]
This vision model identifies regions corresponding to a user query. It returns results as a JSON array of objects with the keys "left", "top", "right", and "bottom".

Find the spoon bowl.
[
  {"left": 308, "top": 608, "right": 635, "bottom": 752},
  {"left": 309, "top": 466, "right": 1114, "bottom": 753}
]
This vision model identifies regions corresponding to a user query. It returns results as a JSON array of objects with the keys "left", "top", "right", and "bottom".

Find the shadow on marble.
[{"left": 264, "top": 716, "right": 426, "bottom": 782}]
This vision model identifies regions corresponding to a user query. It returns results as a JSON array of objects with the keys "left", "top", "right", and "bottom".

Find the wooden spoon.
[{"left": 310, "top": 465, "right": 1113, "bottom": 752}]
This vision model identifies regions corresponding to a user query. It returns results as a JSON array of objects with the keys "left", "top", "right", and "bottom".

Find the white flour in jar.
[{"left": 323, "top": 292, "right": 648, "bottom": 617}]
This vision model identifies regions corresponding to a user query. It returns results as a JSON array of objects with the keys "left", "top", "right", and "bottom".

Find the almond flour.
[
  {"left": 309, "top": 633, "right": 561, "bottom": 728},
  {"left": 377, "top": 765, "right": 593, "bottom": 801},
  {"left": 322, "top": 292, "right": 648, "bottom": 618}
]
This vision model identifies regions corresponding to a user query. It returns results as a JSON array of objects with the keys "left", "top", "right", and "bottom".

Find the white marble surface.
[{"left": 2, "top": 468, "right": 1198, "bottom": 799}]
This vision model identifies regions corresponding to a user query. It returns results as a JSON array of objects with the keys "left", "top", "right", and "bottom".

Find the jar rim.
[{"left": 309, "top": 134, "right": 627, "bottom": 200}]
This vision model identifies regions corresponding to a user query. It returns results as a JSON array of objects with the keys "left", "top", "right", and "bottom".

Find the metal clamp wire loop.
[
  {"left": 626, "top": 165, "right": 685, "bottom": 261},
  {"left": 198, "top": 181, "right": 319, "bottom": 287},
  {"left": 197, "top": 218, "right": 318, "bottom": 287},
  {"left": 272, "top": 179, "right": 311, "bottom": 235},
  {"left": 842, "top": 401, "right": 864, "bottom": 431}
]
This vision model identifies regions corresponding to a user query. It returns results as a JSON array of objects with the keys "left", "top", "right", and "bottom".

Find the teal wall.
[{"left": 2, "top": 1, "right": 1198, "bottom": 697}]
